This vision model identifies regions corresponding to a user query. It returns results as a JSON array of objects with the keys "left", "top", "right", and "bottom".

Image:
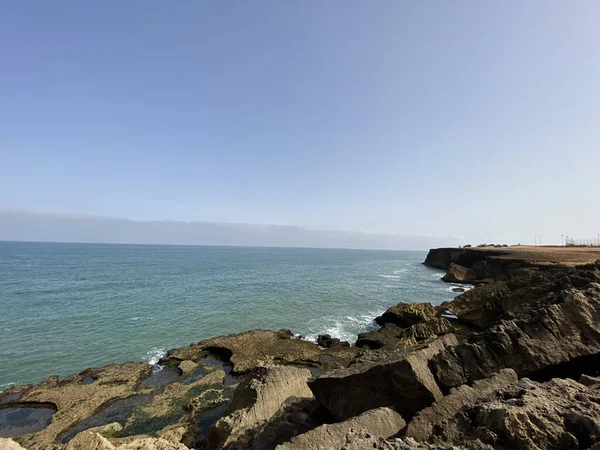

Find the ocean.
[{"left": 0, "top": 241, "right": 460, "bottom": 390}]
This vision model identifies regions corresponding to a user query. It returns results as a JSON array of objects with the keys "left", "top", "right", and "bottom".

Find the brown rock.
[
  {"left": 0, "top": 438, "right": 29, "bottom": 450},
  {"left": 431, "top": 271, "right": 600, "bottom": 391},
  {"left": 164, "top": 330, "right": 359, "bottom": 374},
  {"left": 66, "top": 431, "right": 115, "bottom": 450},
  {"left": 442, "top": 263, "right": 470, "bottom": 283},
  {"left": 205, "top": 365, "right": 314, "bottom": 450},
  {"left": 430, "top": 377, "right": 600, "bottom": 449},
  {"left": 275, "top": 407, "right": 406, "bottom": 450},
  {"left": 14, "top": 362, "right": 152, "bottom": 449},
  {"left": 374, "top": 303, "right": 436, "bottom": 328},
  {"left": 403, "top": 369, "right": 517, "bottom": 441},
  {"left": 309, "top": 334, "right": 458, "bottom": 422},
  {"left": 177, "top": 360, "right": 198, "bottom": 375},
  {"left": 118, "top": 438, "right": 189, "bottom": 450}
]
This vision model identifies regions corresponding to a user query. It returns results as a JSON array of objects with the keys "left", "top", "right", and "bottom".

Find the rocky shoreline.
[{"left": 2, "top": 247, "right": 600, "bottom": 450}]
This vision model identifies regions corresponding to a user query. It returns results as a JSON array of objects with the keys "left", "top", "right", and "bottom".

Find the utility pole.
[{"left": 534, "top": 235, "right": 537, "bottom": 246}]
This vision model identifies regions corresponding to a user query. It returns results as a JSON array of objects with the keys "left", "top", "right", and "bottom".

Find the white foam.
[
  {"left": 142, "top": 347, "right": 167, "bottom": 366},
  {"left": 379, "top": 274, "right": 401, "bottom": 279},
  {"left": 305, "top": 311, "right": 383, "bottom": 345}
]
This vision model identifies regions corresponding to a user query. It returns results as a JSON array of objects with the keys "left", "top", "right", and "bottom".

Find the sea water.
[{"left": 0, "top": 241, "right": 462, "bottom": 390}]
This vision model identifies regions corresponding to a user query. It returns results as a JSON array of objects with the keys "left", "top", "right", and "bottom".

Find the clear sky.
[{"left": 1, "top": 1, "right": 599, "bottom": 246}]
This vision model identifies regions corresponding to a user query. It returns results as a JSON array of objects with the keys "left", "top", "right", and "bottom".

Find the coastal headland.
[{"left": 2, "top": 246, "right": 600, "bottom": 449}]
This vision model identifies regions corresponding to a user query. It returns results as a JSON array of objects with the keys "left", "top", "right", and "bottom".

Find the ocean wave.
[
  {"left": 142, "top": 347, "right": 167, "bottom": 366},
  {"left": 379, "top": 274, "right": 401, "bottom": 279},
  {"left": 304, "top": 312, "right": 382, "bottom": 345},
  {"left": 0, "top": 382, "right": 15, "bottom": 392}
]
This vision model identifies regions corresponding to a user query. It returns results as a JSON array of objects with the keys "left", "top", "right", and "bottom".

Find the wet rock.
[
  {"left": 164, "top": 330, "right": 359, "bottom": 374},
  {"left": 316, "top": 335, "right": 350, "bottom": 349},
  {"left": 374, "top": 303, "right": 436, "bottom": 328},
  {"left": 12, "top": 362, "right": 152, "bottom": 449},
  {"left": 431, "top": 272, "right": 600, "bottom": 391},
  {"left": 430, "top": 377, "right": 600, "bottom": 450},
  {"left": 275, "top": 407, "right": 406, "bottom": 450},
  {"left": 178, "top": 361, "right": 198, "bottom": 376},
  {"left": 452, "top": 287, "right": 465, "bottom": 293},
  {"left": 309, "top": 334, "right": 458, "bottom": 422},
  {"left": 403, "top": 369, "right": 517, "bottom": 441},
  {"left": 205, "top": 365, "right": 314, "bottom": 450}
]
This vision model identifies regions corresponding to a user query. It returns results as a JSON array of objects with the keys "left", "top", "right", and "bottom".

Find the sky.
[{"left": 1, "top": 1, "right": 599, "bottom": 247}]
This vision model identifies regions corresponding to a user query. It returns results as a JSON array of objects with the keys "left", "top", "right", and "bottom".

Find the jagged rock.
[
  {"left": 163, "top": 329, "right": 359, "bottom": 374},
  {"left": 205, "top": 365, "right": 314, "bottom": 450},
  {"left": 275, "top": 407, "right": 406, "bottom": 450},
  {"left": 442, "top": 263, "right": 470, "bottom": 283},
  {"left": 357, "top": 317, "right": 472, "bottom": 351},
  {"left": 403, "top": 369, "right": 517, "bottom": 441},
  {"left": 374, "top": 303, "right": 436, "bottom": 328},
  {"left": 0, "top": 438, "right": 29, "bottom": 450},
  {"left": 316, "top": 334, "right": 350, "bottom": 348},
  {"left": 66, "top": 431, "right": 115, "bottom": 450},
  {"left": 431, "top": 268, "right": 600, "bottom": 391},
  {"left": 309, "top": 334, "right": 458, "bottom": 422},
  {"left": 429, "top": 378, "right": 600, "bottom": 450},
  {"left": 178, "top": 360, "right": 198, "bottom": 375}
]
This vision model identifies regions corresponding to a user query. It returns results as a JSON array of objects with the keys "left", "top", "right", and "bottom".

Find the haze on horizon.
[{"left": 1, "top": 2, "right": 599, "bottom": 248}]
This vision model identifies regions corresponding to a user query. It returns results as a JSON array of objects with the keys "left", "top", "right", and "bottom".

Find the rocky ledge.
[{"left": 1, "top": 255, "right": 600, "bottom": 450}]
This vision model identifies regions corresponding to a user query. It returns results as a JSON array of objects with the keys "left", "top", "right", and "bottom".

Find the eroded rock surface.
[
  {"left": 432, "top": 263, "right": 600, "bottom": 391},
  {"left": 163, "top": 330, "right": 359, "bottom": 374},
  {"left": 403, "top": 369, "right": 517, "bottom": 441},
  {"left": 429, "top": 377, "right": 600, "bottom": 449},
  {"left": 205, "top": 365, "right": 314, "bottom": 450},
  {"left": 310, "top": 334, "right": 458, "bottom": 421}
]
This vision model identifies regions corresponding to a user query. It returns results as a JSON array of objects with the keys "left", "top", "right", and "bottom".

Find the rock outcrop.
[
  {"left": 374, "top": 303, "right": 436, "bottom": 328},
  {"left": 431, "top": 264, "right": 600, "bottom": 391},
  {"left": 427, "top": 377, "right": 600, "bottom": 449},
  {"left": 316, "top": 334, "right": 350, "bottom": 348},
  {"left": 275, "top": 407, "right": 406, "bottom": 450},
  {"left": 403, "top": 369, "right": 517, "bottom": 441},
  {"left": 205, "top": 365, "right": 314, "bottom": 450},
  {"left": 163, "top": 330, "right": 359, "bottom": 374},
  {"left": 309, "top": 334, "right": 458, "bottom": 421}
]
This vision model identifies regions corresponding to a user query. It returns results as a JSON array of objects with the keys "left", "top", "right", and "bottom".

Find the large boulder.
[
  {"left": 403, "top": 369, "right": 517, "bottom": 441},
  {"left": 275, "top": 407, "right": 406, "bottom": 450},
  {"left": 375, "top": 303, "right": 436, "bottom": 328},
  {"left": 441, "top": 263, "right": 470, "bottom": 283},
  {"left": 309, "top": 334, "right": 458, "bottom": 421},
  {"left": 163, "top": 329, "right": 359, "bottom": 374},
  {"left": 431, "top": 269, "right": 600, "bottom": 391},
  {"left": 205, "top": 365, "right": 314, "bottom": 450}
]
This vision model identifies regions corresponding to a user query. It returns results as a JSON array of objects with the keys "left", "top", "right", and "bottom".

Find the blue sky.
[{"left": 1, "top": 1, "right": 599, "bottom": 245}]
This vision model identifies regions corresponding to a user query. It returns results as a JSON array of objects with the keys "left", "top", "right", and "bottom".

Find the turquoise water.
[{"left": 0, "top": 241, "right": 457, "bottom": 390}]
